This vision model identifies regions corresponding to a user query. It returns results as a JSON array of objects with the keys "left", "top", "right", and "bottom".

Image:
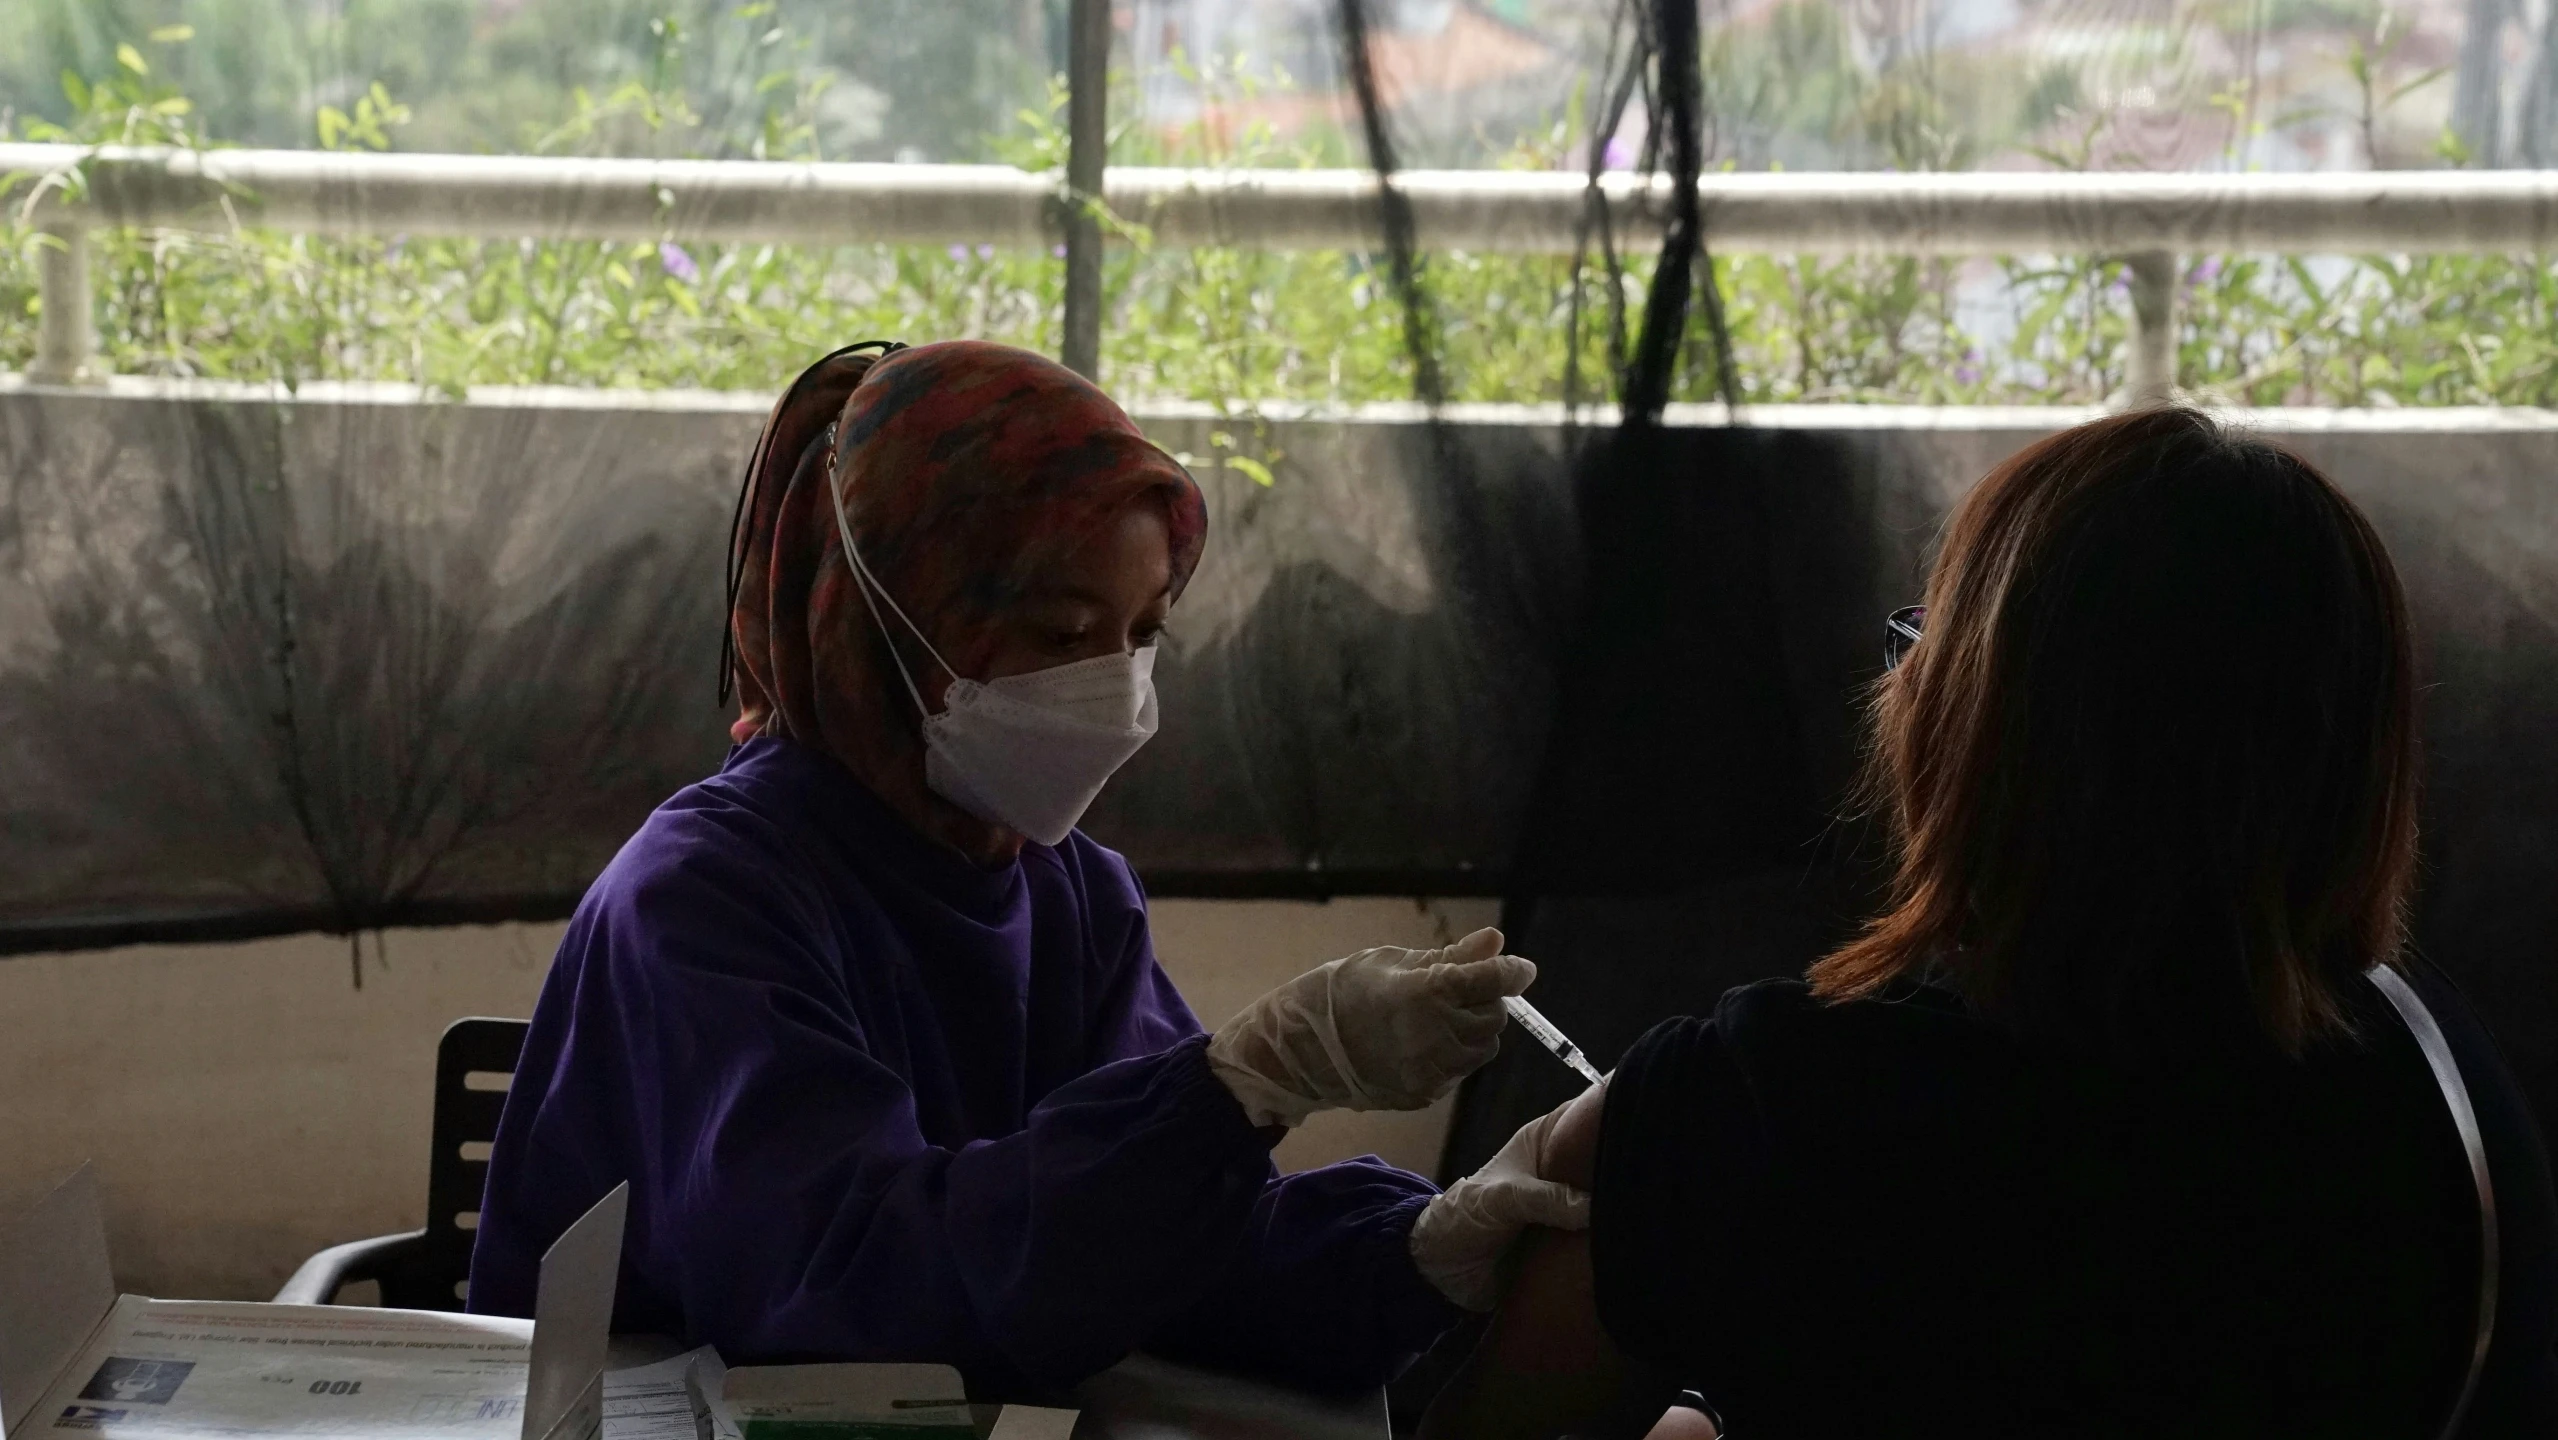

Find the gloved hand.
[
  {"left": 1408, "top": 1103, "right": 1590, "bottom": 1312},
  {"left": 1206, "top": 927, "right": 1534, "bottom": 1129}
]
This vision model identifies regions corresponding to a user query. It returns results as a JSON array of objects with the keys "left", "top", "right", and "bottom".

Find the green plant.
[{"left": 5, "top": 27, "right": 2556, "bottom": 412}]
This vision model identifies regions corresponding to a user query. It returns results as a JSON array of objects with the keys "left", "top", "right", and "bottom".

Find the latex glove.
[
  {"left": 1206, "top": 927, "right": 1533, "bottom": 1129},
  {"left": 1409, "top": 1104, "right": 1590, "bottom": 1312}
]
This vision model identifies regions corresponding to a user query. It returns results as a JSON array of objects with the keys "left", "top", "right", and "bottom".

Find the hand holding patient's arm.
[
  {"left": 1415, "top": 1079, "right": 1706, "bottom": 1440},
  {"left": 1410, "top": 1089, "right": 1596, "bottom": 1311}
]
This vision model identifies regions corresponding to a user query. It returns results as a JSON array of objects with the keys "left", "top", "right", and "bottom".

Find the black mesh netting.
[{"left": 0, "top": 385, "right": 1584, "bottom": 957}]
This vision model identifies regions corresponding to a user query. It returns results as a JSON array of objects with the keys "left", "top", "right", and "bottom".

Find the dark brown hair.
[{"left": 1811, "top": 407, "right": 2419, "bottom": 1059}]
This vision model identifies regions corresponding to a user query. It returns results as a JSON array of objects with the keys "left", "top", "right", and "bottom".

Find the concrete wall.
[{"left": 0, "top": 896, "right": 1494, "bottom": 1301}]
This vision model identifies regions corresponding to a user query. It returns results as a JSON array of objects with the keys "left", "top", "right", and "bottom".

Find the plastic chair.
[{"left": 273, "top": 1016, "right": 531, "bottom": 1309}]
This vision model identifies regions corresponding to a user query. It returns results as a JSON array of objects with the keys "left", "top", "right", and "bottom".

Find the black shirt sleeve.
[{"left": 1588, "top": 1011, "right": 1769, "bottom": 1382}]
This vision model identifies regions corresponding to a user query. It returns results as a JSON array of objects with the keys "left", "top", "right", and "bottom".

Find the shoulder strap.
[{"left": 2368, "top": 964, "right": 2498, "bottom": 1440}]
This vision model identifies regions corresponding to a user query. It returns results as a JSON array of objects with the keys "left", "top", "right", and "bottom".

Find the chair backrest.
[{"left": 383, "top": 1016, "right": 531, "bottom": 1311}]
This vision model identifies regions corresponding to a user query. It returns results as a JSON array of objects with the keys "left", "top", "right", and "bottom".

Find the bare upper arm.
[{"left": 1541, "top": 1074, "right": 1610, "bottom": 1190}]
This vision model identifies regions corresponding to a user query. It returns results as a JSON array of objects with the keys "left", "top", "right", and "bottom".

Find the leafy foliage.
[
  {"left": 0, "top": 0, "right": 1043, "bottom": 163},
  {"left": 2, "top": 25, "right": 2554, "bottom": 409}
]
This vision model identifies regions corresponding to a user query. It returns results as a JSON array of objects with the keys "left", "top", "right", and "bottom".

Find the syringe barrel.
[
  {"left": 1502, "top": 994, "right": 1567, "bottom": 1050},
  {"left": 1503, "top": 994, "right": 1604, "bottom": 1085}
]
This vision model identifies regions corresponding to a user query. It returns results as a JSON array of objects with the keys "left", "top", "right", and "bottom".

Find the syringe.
[{"left": 1503, "top": 994, "right": 1604, "bottom": 1086}]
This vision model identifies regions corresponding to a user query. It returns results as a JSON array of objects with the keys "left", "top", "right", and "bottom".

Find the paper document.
[
  {"left": 0, "top": 1166, "right": 115, "bottom": 1436},
  {"left": 707, "top": 1363, "right": 975, "bottom": 1440},
  {"left": 13, "top": 1296, "right": 535, "bottom": 1440},
  {"left": 982, "top": 1408, "right": 1077, "bottom": 1440},
  {"left": 600, "top": 1348, "right": 714, "bottom": 1440},
  {"left": 523, "top": 1184, "right": 629, "bottom": 1440}
]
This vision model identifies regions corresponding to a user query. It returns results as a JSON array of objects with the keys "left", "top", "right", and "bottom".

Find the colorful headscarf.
[{"left": 725, "top": 341, "right": 1207, "bottom": 804}]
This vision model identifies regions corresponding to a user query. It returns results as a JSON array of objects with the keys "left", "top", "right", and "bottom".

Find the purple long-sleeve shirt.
[{"left": 468, "top": 736, "right": 1458, "bottom": 1397}]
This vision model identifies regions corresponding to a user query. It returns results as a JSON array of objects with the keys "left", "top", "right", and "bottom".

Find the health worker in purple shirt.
[{"left": 468, "top": 341, "right": 1560, "bottom": 1400}]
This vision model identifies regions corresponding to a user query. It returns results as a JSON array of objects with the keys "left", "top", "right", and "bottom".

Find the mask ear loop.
[{"left": 824, "top": 422, "right": 964, "bottom": 723}]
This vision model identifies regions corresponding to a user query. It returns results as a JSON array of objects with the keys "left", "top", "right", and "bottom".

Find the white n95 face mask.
[{"left": 829, "top": 463, "right": 1160, "bottom": 846}]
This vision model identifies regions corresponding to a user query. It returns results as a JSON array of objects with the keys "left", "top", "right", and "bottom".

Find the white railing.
[{"left": 10, "top": 142, "right": 2558, "bottom": 398}]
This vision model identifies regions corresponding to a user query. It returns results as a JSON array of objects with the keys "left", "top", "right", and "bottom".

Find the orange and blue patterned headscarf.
[{"left": 724, "top": 340, "right": 1207, "bottom": 792}]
